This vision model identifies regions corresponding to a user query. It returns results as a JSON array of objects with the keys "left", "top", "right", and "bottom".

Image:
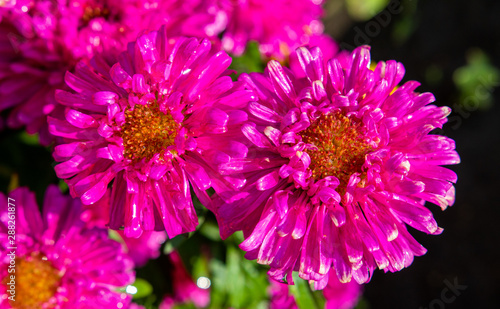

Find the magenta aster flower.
[
  {"left": 221, "top": 0, "right": 325, "bottom": 60},
  {"left": 0, "top": 185, "right": 135, "bottom": 309},
  {"left": 0, "top": 0, "right": 226, "bottom": 145},
  {"left": 159, "top": 251, "right": 210, "bottom": 309},
  {"left": 213, "top": 45, "right": 460, "bottom": 288},
  {"left": 49, "top": 27, "right": 253, "bottom": 238}
]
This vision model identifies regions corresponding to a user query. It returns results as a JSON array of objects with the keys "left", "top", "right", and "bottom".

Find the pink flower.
[
  {"left": 269, "top": 280, "right": 299, "bottom": 309},
  {"left": 0, "top": 185, "right": 135, "bottom": 309},
  {"left": 159, "top": 251, "right": 210, "bottom": 309},
  {"left": 213, "top": 45, "right": 460, "bottom": 288},
  {"left": 221, "top": 0, "right": 325, "bottom": 60},
  {"left": 0, "top": 0, "right": 226, "bottom": 145},
  {"left": 119, "top": 230, "right": 167, "bottom": 267},
  {"left": 49, "top": 27, "right": 253, "bottom": 238},
  {"left": 324, "top": 272, "right": 362, "bottom": 309}
]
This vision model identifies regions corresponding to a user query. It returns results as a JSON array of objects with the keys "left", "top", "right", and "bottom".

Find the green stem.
[{"left": 307, "top": 281, "right": 322, "bottom": 309}]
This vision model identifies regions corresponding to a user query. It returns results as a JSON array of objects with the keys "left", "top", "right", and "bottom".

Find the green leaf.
[
  {"left": 19, "top": 131, "right": 40, "bottom": 146},
  {"left": 206, "top": 239, "right": 270, "bottom": 309},
  {"left": 129, "top": 278, "right": 154, "bottom": 299},
  {"left": 191, "top": 251, "right": 210, "bottom": 290},
  {"left": 229, "top": 41, "right": 266, "bottom": 78},
  {"left": 208, "top": 258, "right": 227, "bottom": 309},
  {"left": 199, "top": 221, "right": 222, "bottom": 242},
  {"left": 346, "top": 0, "right": 390, "bottom": 21},
  {"left": 173, "top": 303, "right": 197, "bottom": 309},
  {"left": 163, "top": 233, "right": 190, "bottom": 255},
  {"left": 354, "top": 297, "right": 370, "bottom": 309},
  {"left": 453, "top": 48, "right": 500, "bottom": 110},
  {"left": 226, "top": 245, "right": 247, "bottom": 308},
  {"left": 7, "top": 173, "right": 18, "bottom": 192},
  {"left": 108, "top": 229, "right": 125, "bottom": 245},
  {"left": 58, "top": 180, "right": 69, "bottom": 194}
]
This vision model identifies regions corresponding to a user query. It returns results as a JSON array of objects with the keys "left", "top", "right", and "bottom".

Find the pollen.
[
  {"left": 3, "top": 253, "right": 61, "bottom": 309},
  {"left": 300, "top": 112, "right": 376, "bottom": 191},
  {"left": 82, "top": 4, "right": 111, "bottom": 24},
  {"left": 121, "top": 102, "right": 180, "bottom": 162}
]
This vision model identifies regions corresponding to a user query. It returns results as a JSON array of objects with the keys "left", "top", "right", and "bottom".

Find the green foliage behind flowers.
[
  {"left": 228, "top": 42, "right": 267, "bottom": 77},
  {"left": 453, "top": 48, "right": 500, "bottom": 110}
]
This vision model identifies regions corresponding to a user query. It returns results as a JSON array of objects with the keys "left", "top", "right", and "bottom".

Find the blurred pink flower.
[
  {"left": 213, "top": 45, "right": 460, "bottom": 288},
  {"left": 159, "top": 251, "right": 210, "bottom": 309},
  {"left": 269, "top": 280, "right": 298, "bottom": 309},
  {"left": 0, "top": 185, "right": 134, "bottom": 308},
  {"left": 119, "top": 230, "right": 167, "bottom": 267},
  {"left": 0, "top": 0, "right": 226, "bottom": 145},
  {"left": 221, "top": 0, "right": 325, "bottom": 60},
  {"left": 324, "top": 272, "right": 362, "bottom": 309}
]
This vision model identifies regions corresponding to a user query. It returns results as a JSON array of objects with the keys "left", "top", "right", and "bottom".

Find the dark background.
[{"left": 325, "top": 0, "right": 500, "bottom": 308}]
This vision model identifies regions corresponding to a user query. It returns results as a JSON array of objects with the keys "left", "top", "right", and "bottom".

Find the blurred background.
[
  {"left": 0, "top": 0, "right": 498, "bottom": 308},
  {"left": 324, "top": 0, "right": 500, "bottom": 308}
]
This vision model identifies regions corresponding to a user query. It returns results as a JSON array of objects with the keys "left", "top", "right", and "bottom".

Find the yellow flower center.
[
  {"left": 2, "top": 254, "right": 61, "bottom": 309},
  {"left": 300, "top": 112, "right": 376, "bottom": 192},
  {"left": 82, "top": 4, "right": 111, "bottom": 24},
  {"left": 121, "top": 102, "right": 180, "bottom": 162}
]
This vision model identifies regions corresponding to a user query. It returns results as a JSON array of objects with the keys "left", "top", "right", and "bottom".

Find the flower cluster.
[
  {"left": 0, "top": 0, "right": 226, "bottom": 145},
  {"left": 221, "top": 0, "right": 327, "bottom": 60},
  {"left": 0, "top": 0, "right": 460, "bottom": 307},
  {"left": 0, "top": 0, "right": 328, "bottom": 145}
]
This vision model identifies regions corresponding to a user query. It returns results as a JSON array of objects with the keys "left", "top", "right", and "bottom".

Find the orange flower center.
[
  {"left": 121, "top": 102, "right": 180, "bottom": 162},
  {"left": 2, "top": 254, "right": 61, "bottom": 309},
  {"left": 82, "top": 4, "right": 111, "bottom": 24},
  {"left": 300, "top": 112, "right": 376, "bottom": 192}
]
